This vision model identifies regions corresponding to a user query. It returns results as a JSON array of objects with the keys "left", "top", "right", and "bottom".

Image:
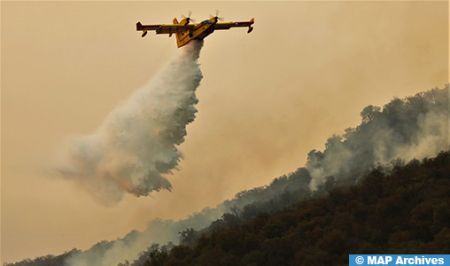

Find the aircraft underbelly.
[
  {"left": 177, "top": 25, "right": 214, "bottom": 47},
  {"left": 194, "top": 27, "right": 215, "bottom": 40}
]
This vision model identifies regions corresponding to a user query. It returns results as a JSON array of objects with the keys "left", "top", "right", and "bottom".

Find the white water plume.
[{"left": 57, "top": 41, "right": 204, "bottom": 205}]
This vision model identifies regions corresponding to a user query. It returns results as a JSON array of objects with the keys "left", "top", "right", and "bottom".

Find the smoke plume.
[
  {"left": 57, "top": 41, "right": 204, "bottom": 205},
  {"left": 65, "top": 207, "right": 225, "bottom": 266},
  {"left": 306, "top": 87, "right": 449, "bottom": 189}
]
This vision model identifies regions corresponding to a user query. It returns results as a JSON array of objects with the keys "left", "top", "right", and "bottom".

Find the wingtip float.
[{"left": 136, "top": 11, "right": 254, "bottom": 48}]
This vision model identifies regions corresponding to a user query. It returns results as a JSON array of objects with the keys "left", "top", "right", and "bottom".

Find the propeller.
[
  {"left": 210, "top": 10, "right": 224, "bottom": 22},
  {"left": 181, "top": 11, "right": 196, "bottom": 23}
]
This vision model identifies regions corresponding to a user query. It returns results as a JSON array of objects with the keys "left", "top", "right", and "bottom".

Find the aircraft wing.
[
  {"left": 136, "top": 22, "right": 195, "bottom": 36},
  {"left": 213, "top": 19, "right": 255, "bottom": 32}
]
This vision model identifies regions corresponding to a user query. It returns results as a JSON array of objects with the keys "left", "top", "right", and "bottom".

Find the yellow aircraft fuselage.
[{"left": 174, "top": 18, "right": 216, "bottom": 47}]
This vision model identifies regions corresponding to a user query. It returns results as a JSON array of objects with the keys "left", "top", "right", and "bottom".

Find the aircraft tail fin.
[{"left": 173, "top": 18, "right": 183, "bottom": 47}]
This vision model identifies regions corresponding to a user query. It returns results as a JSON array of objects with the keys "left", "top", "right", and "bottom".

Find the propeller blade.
[
  {"left": 210, "top": 10, "right": 224, "bottom": 21},
  {"left": 181, "top": 11, "right": 194, "bottom": 23}
]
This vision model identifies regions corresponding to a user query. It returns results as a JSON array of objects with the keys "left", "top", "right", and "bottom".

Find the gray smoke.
[
  {"left": 306, "top": 86, "right": 449, "bottom": 189},
  {"left": 65, "top": 207, "right": 225, "bottom": 266},
  {"left": 57, "top": 41, "right": 204, "bottom": 205}
]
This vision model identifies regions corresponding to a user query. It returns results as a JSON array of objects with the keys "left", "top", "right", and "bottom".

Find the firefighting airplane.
[{"left": 136, "top": 11, "right": 254, "bottom": 48}]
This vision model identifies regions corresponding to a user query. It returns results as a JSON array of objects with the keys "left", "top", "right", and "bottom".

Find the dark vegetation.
[{"left": 131, "top": 151, "right": 450, "bottom": 266}]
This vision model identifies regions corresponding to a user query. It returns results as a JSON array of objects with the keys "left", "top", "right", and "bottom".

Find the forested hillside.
[{"left": 131, "top": 151, "right": 450, "bottom": 266}]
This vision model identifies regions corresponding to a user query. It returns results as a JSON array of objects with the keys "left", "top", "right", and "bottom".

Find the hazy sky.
[{"left": 1, "top": 1, "right": 448, "bottom": 263}]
